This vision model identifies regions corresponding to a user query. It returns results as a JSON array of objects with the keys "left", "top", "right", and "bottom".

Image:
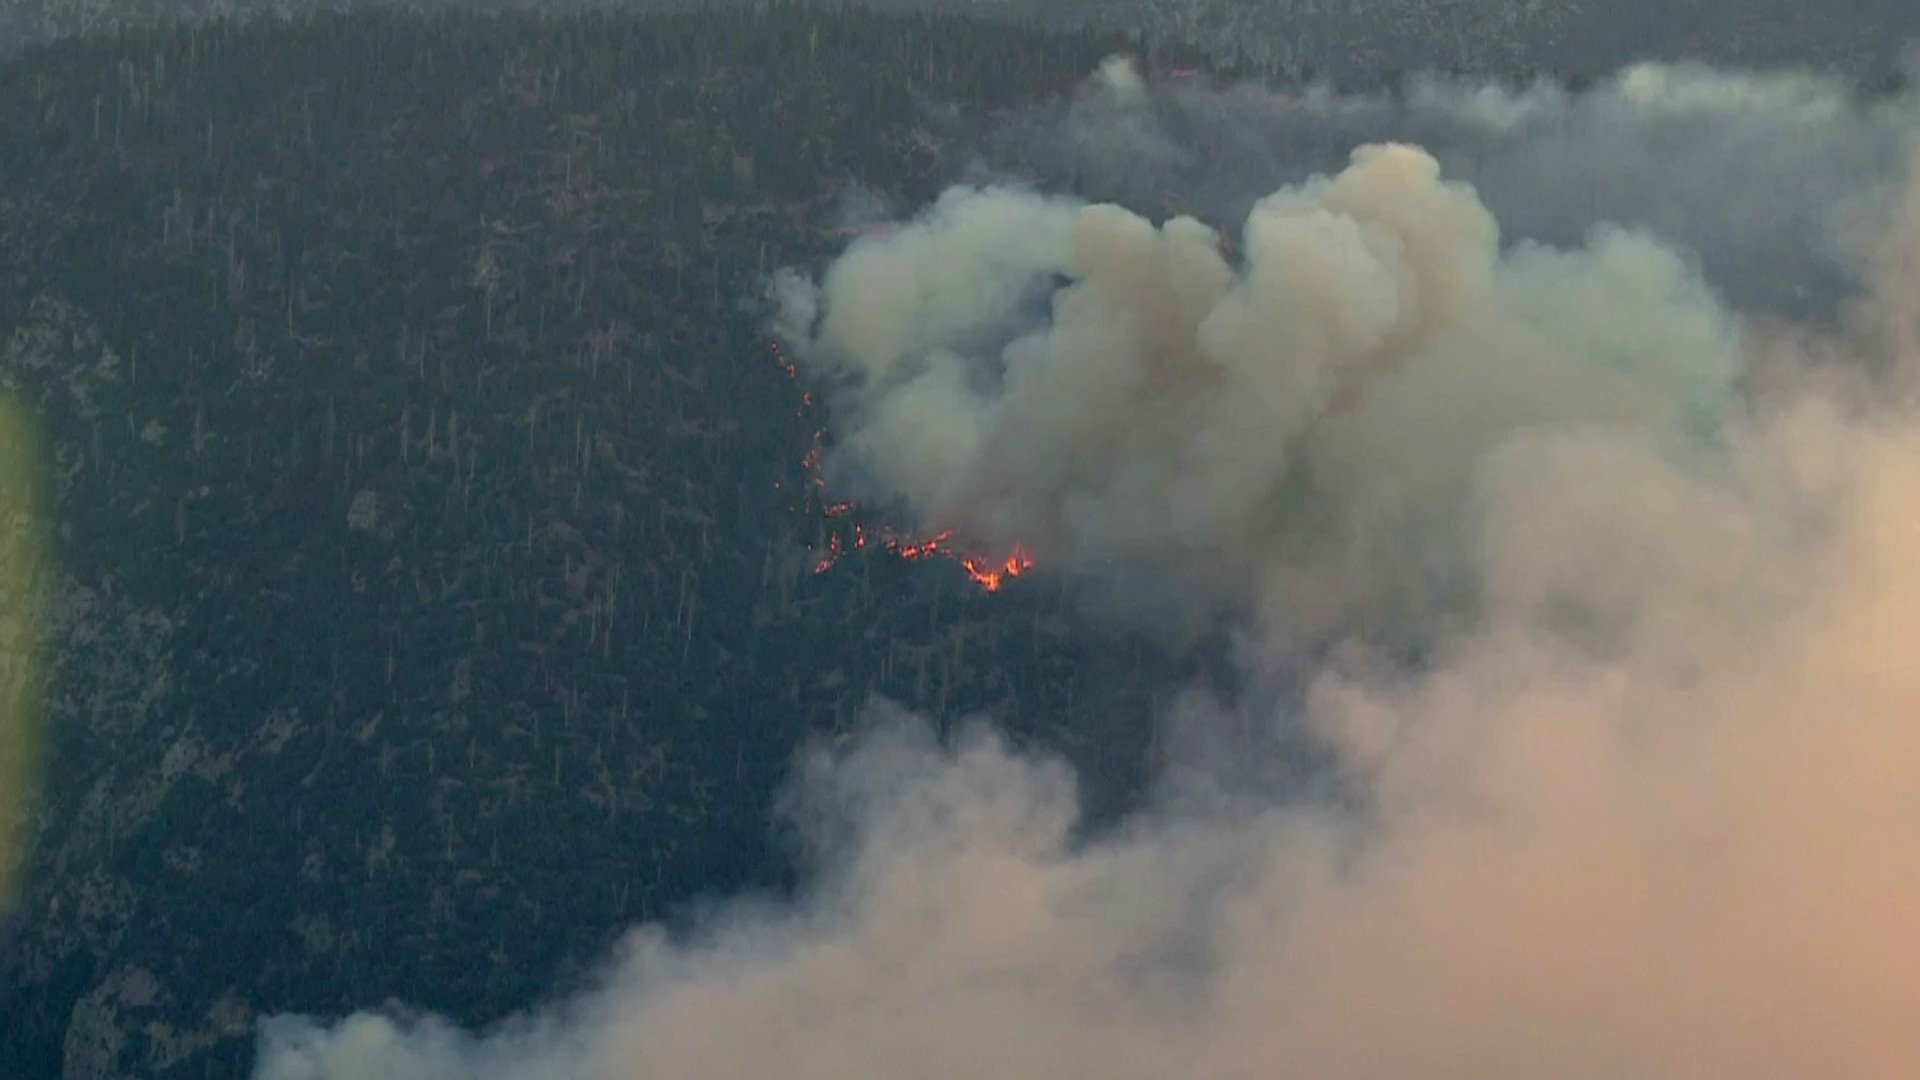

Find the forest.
[{"left": 0, "top": 8, "right": 1216, "bottom": 1078}]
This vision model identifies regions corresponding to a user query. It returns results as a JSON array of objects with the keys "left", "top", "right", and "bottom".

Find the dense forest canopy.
[
  {"left": 0, "top": 10, "right": 1202, "bottom": 1078},
  {"left": 5, "top": 0, "right": 1918, "bottom": 89}
]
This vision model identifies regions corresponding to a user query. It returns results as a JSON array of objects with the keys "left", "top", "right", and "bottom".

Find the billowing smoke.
[
  {"left": 255, "top": 60, "right": 1920, "bottom": 1079},
  {"left": 774, "top": 136, "right": 1752, "bottom": 646},
  {"left": 988, "top": 57, "right": 1920, "bottom": 318}
]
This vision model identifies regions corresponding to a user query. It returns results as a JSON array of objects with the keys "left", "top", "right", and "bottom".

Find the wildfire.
[
  {"left": 881, "top": 529, "right": 1034, "bottom": 592},
  {"left": 804, "top": 521, "right": 1033, "bottom": 593},
  {"left": 773, "top": 339, "right": 1035, "bottom": 594},
  {"left": 956, "top": 545, "right": 1036, "bottom": 592}
]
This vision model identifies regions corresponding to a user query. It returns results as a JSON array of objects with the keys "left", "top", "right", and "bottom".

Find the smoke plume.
[
  {"left": 256, "top": 59, "right": 1920, "bottom": 1080},
  {"left": 987, "top": 56, "right": 1920, "bottom": 319},
  {"left": 775, "top": 135, "right": 1754, "bottom": 645}
]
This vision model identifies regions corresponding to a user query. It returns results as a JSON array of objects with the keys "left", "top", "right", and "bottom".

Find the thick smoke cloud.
[
  {"left": 776, "top": 135, "right": 1760, "bottom": 646},
  {"left": 986, "top": 57, "right": 1920, "bottom": 318},
  {"left": 256, "top": 61, "right": 1920, "bottom": 1079}
]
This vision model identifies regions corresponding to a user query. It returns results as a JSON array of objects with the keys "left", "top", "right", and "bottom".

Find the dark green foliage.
[{"left": 0, "top": 10, "right": 1175, "bottom": 1078}]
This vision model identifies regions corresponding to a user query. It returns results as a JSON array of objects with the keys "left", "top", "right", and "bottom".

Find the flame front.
[
  {"left": 885, "top": 531, "right": 1034, "bottom": 592},
  {"left": 774, "top": 341, "right": 1034, "bottom": 594},
  {"left": 804, "top": 514, "right": 1034, "bottom": 593}
]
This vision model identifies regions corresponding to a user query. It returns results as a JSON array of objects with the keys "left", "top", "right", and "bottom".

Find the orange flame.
[
  {"left": 816, "top": 527, "right": 1034, "bottom": 593},
  {"left": 774, "top": 340, "right": 1034, "bottom": 593},
  {"left": 956, "top": 545, "right": 1035, "bottom": 592}
]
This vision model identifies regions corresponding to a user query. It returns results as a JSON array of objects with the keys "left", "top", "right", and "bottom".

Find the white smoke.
[
  {"left": 988, "top": 56, "right": 1920, "bottom": 318},
  {"left": 257, "top": 61, "right": 1920, "bottom": 1080},
  {"left": 775, "top": 136, "right": 1749, "bottom": 645}
]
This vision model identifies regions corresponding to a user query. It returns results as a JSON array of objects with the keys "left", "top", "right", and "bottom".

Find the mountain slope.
[{"left": 0, "top": 12, "right": 1173, "bottom": 1077}]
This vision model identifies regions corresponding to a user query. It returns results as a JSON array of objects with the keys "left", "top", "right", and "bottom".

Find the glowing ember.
[
  {"left": 811, "top": 527, "right": 1033, "bottom": 592},
  {"left": 773, "top": 340, "right": 1035, "bottom": 594},
  {"left": 773, "top": 343, "right": 799, "bottom": 380}
]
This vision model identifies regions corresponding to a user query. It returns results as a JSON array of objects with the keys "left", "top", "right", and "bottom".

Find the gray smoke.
[
  {"left": 255, "top": 60, "right": 1920, "bottom": 1080},
  {"left": 986, "top": 57, "right": 1920, "bottom": 318}
]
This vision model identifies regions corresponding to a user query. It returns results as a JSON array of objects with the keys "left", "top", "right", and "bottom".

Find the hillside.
[
  {"left": 5, "top": 0, "right": 1918, "bottom": 87},
  {"left": 0, "top": 11, "right": 1184, "bottom": 1077}
]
